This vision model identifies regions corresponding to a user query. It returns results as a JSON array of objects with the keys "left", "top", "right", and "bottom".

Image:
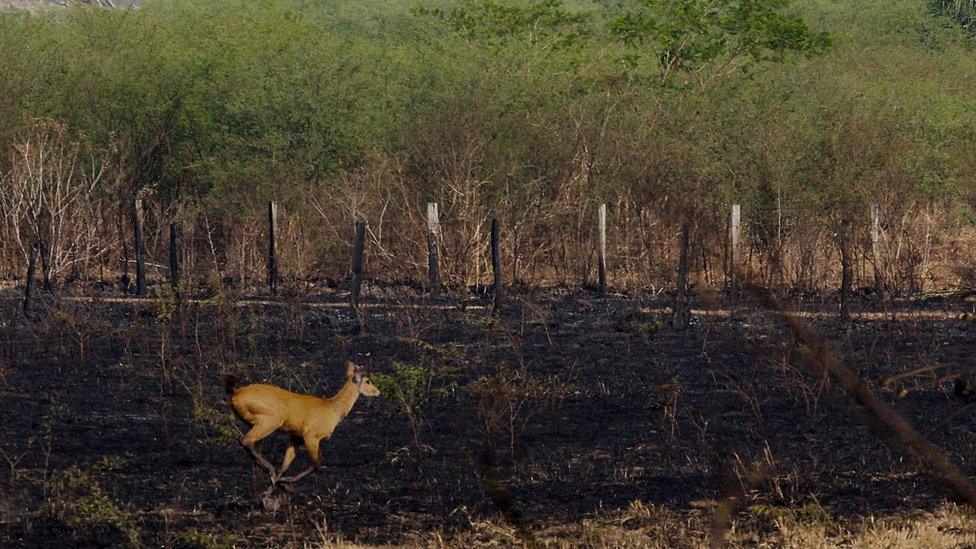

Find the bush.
[{"left": 371, "top": 360, "right": 455, "bottom": 452}]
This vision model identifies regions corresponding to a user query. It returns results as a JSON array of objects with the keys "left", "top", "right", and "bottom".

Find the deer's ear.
[{"left": 346, "top": 360, "right": 356, "bottom": 377}]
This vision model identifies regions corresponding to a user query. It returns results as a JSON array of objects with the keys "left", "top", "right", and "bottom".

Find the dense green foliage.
[
  {"left": 0, "top": 0, "right": 974, "bottom": 291},
  {"left": 0, "top": 0, "right": 828, "bottom": 208}
]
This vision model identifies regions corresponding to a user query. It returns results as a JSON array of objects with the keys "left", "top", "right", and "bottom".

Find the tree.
[{"left": 610, "top": 0, "right": 830, "bottom": 89}]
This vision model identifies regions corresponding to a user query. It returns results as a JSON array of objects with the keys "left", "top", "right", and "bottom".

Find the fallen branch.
[{"left": 742, "top": 277, "right": 976, "bottom": 507}]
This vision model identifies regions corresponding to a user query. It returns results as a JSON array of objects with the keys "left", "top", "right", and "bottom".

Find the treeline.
[{"left": 0, "top": 0, "right": 974, "bottom": 297}]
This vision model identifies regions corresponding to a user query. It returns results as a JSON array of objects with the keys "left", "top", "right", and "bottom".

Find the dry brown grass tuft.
[
  {"left": 769, "top": 504, "right": 976, "bottom": 548},
  {"left": 372, "top": 503, "right": 976, "bottom": 548}
]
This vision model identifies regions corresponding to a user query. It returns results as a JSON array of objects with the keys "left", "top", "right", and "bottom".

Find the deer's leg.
[
  {"left": 241, "top": 418, "right": 281, "bottom": 478},
  {"left": 276, "top": 436, "right": 302, "bottom": 478},
  {"left": 276, "top": 435, "right": 321, "bottom": 485},
  {"left": 271, "top": 435, "right": 302, "bottom": 494}
]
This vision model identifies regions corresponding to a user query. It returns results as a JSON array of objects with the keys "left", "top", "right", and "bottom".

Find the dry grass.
[
  {"left": 767, "top": 504, "right": 976, "bottom": 548},
  {"left": 380, "top": 502, "right": 976, "bottom": 548}
]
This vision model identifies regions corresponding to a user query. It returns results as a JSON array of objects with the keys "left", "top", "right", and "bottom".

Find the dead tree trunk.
[{"left": 23, "top": 243, "right": 39, "bottom": 314}]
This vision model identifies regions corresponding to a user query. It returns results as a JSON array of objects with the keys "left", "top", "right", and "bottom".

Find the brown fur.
[{"left": 228, "top": 360, "right": 380, "bottom": 488}]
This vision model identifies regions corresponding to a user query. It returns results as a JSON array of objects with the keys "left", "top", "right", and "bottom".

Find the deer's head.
[{"left": 346, "top": 360, "right": 380, "bottom": 397}]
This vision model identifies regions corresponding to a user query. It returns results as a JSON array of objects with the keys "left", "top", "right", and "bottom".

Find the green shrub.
[{"left": 371, "top": 361, "right": 456, "bottom": 451}]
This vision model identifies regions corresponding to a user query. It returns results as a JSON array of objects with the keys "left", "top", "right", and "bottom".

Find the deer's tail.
[{"left": 224, "top": 374, "right": 238, "bottom": 396}]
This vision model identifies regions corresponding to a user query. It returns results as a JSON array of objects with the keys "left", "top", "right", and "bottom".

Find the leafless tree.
[{"left": 0, "top": 119, "right": 107, "bottom": 284}]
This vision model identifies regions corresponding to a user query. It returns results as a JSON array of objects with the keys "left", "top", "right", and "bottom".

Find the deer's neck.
[{"left": 331, "top": 379, "right": 361, "bottom": 421}]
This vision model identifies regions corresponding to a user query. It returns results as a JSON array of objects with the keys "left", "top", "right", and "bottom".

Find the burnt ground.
[{"left": 0, "top": 284, "right": 975, "bottom": 546}]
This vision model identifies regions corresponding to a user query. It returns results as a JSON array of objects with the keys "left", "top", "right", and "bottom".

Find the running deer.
[{"left": 226, "top": 360, "right": 380, "bottom": 490}]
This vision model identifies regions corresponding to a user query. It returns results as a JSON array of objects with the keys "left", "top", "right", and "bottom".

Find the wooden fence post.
[
  {"left": 169, "top": 221, "right": 180, "bottom": 292},
  {"left": 512, "top": 221, "right": 520, "bottom": 284},
  {"left": 597, "top": 203, "right": 607, "bottom": 295},
  {"left": 840, "top": 217, "right": 853, "bottom": 321},
  {"left": 491, "top": 218, "right": 503, "bottom": 313},
  {"left": 730, "top": 203, "right": 741, "bottom": 300},
  {"left": 673, "top": 216, "right": 692, "bottom": 330},
  {"left": 350, "top": 219, "right": 367, "bottom": 312},
  {"left": 427, "top": 202, "right": 439, "bottom": 291},
  {"left": 267, "top": 201, "right": 278, "bottom": 296},
  {"left": 132, "top": 198, "right": 146, "bottom": 296},
  {"left": 23, "top": 243, "right": 39, "bottom": 314},
  {"left": 871, "top": 203, "right": 883, "bottom": 297}
]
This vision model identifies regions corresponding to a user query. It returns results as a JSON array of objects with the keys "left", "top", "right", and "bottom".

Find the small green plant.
[
  {"left": 191, "top": 400, "right": 239, "bottom": 445},
  {"left": 174, "top": 530, "right": 235, "bottom": 549},
  {"left": 93, "top": 454, "right": 130, "bottom": 473},
  {"left": 371, "top": 361, "right": 455, "bottom": 452},
  {"left": 45, "top": 465, "right": 140, "bottom": 546},
  {"left": 155, "top": 283, "right": 179, "bottom": 324},
  {"left": 616, "top": 315, "right": 667, "bottom": 337},
  {"left": 184, "top": 377, "right": 238, "bottom": 445}
]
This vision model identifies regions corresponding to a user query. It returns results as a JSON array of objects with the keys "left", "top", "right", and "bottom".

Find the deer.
[{"left": 225, "top": 360, "right": 380, "bottom": 493}]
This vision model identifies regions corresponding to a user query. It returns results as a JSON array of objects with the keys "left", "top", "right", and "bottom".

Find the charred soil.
[{"left": 0, "top": 287, "right": 975, "bottom": 546}]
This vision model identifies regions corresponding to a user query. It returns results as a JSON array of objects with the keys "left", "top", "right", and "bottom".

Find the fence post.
[
  {"left": 730, "top": 203, "right": 741, "bottom": 300},
  {"left": 267, "top": 201, "right": 278, "bottom": 296},
  {"left": 871, "top": 203, "right": 883, "bottom": 297},
  {"left": 512, "top": 221, "right": 520, "bottom": 285},
  {"left": 491, "top": 218, "right": 503, "bottom": 313},
  {"left": 23, "top": 243, "right": 39, "bottom": 314},
  {"left": 673, "top": 216, "right": 692, "bottom": 330},
  {"left": 132, "top": 198, "right": 146, "bottom": 296},
  {"left": 427, "top": 202, "right": 439, "bottom": 291},
  {"left": 169, "top": 221, "right": 181, "bottom": 292},
  {"left": 840, "top": 217, "right": 853, "bottom": 321},
  {"left": 598, "top": 203, "right": 607, "bottom": 295},
  {"left": 350, "top": 219, "right": 367, "bottom": 313}
]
